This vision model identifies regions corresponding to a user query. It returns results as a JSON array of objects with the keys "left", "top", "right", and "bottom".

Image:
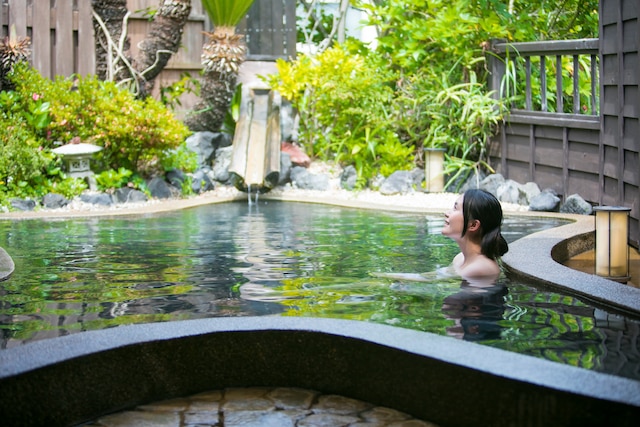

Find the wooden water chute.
[{"left": 229, "top": 87, "right": 281, "bottom": 193}]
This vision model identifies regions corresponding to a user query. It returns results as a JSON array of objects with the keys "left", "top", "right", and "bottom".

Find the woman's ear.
[{"left": 467, "top": 219, "right": 481, "bottom": 232}]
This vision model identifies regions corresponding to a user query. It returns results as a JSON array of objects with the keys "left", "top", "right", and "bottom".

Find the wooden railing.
[{"left": 489, "top": 38, "right": 600, "bottom": 129}]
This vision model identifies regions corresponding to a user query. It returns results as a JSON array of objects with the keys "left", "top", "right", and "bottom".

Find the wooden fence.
[
  {"left": 489, "top": 0, "right": 639, "bottom": 247},
  {"left": 0, "top": 0, "right": 95, "bottom": 79},
  {"left": 0, "top": 0, "right": 296, "bottom": 93}
]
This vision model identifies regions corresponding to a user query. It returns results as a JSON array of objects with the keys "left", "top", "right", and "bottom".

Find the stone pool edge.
[{"left": 1, "top": 317, "right": 639, "bottom": 427}]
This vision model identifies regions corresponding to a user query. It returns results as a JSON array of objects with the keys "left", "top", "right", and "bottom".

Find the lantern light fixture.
[{"left": 594, "top": 206, "right": 631, "bottom": 283}]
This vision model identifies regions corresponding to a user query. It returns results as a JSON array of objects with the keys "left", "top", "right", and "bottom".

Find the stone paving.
[{"left": 80, "top": 387, "right": 439, "bottom": 427}]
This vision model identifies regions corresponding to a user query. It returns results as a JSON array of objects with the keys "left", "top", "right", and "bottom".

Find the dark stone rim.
[{"left": 1, "top": 317, "right": 639, "bottom": 427}]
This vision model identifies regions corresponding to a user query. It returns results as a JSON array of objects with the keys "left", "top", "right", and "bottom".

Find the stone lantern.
[{"left": 52, "top": 142, "right": 103, "bottom": 190}]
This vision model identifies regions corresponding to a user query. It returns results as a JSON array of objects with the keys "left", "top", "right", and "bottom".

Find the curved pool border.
[{"left": 1, "top": 192, "right": 639, "bottom": 426}]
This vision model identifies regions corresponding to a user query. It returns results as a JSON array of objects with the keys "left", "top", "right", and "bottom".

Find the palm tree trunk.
[
  {"left": 92, "top": 0, "right": 191, "bottom": 98},
  {"left": 134, "top": 0, "right": 192, "bottom": 97},
  {"left": 185, "top": 27, "right": 247, "bottom": 132},
  {"left": 91, "top": 0, "right": 130, "bottom": 82},
  {"left": 185, "top": 69, "right": 238, "bottom": 132}
]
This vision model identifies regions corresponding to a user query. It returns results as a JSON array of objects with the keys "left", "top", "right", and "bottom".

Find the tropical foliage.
[
  {"left": 270, "top": 0, "right": 599, "bottom": 187},
  {"left": 0, "top": 63, "right": 190, "bottom": 207},
  {"left": 266, "top": 44, "right": 414, "bottom": 185}
]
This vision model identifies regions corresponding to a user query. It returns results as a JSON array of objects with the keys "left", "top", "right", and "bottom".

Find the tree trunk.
[
  {"left": 185, "top": 27, "right": 247, "bottom": 132},
  {"left": 184, "top": 70, "right": 237, "bottom": 132},
  {"left": 134, "top": 0, "right": 192, "bottom": 97},
  {"left": 92, "top": 0, "right": 191, "bottom": 98},
  {"left": 91, "top": 0, "right": 130, "bottom": 82}
]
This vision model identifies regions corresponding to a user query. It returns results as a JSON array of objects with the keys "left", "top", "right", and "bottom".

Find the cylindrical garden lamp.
[
  {"left": 423, "top": 147, "right": 446, "bottom": 192},
  {"left": 594, "top": 206, "right": 631, "bottom": 283}
]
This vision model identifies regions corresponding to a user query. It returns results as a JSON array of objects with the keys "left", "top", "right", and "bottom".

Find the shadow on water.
[{"left": 1, "top": 201, "right": 639, "bottom": 380}]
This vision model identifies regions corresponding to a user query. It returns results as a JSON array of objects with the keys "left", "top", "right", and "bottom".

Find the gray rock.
[
  {"left": 290, "top": 166, "right": 329, "bottom": 191},
  {"left": 278, "top": 152, "right": 292, "bottom": 186},
  {"left": 529, "top": 190, "right": 561, "bottom": 212},
  {"left": 42, "top": 193, "right": 69, "bottom": 209},
  {"left": 479, "top": 173, "right": 506, "bottom": 197},
  {"left": 212, "top": 132, "right": 233, "bottom": 149},
  {"left": 379, "top": 170, "right": 414, "bottom": 195},
  {"left": 113, "top": 187, "right": 148, "bottom": 204},
  {"left": 560, "top": 194, "right": 593, "bottom": 215},
  {"left": 340, "top": 165, "right": 357, "bottom": 190},
  {"left": 79, "top": 193, "right": 113, "bottom": 206},
  {"left": 213, "top": 146, "right": 234, "bottom": 184},
  {"left": 457, "top": 170, "right": 488, "bottom": 193},
  {"left": 186, "top": 131, "right": 216, "bottom": 168},
  {"left": 191, "top": 169, "right": 215, "bottom": 194},
  {"left": 410, "top": 167, "right": 424, "bottom": 187},
  {"left": 369, "top": 174, "right": 385, "bottom": 190},
  {"left": 280, "top": 100, "right": 296, "bottom": 143},
  {"left": 521, "top": 182, "right": 541, "bottom": 204},
  {"left": 166, "top": 168, "right": 186, "bottom": 188},
  {"left": 496, "top": 179, "right": 528, "bottom": 205},
  {"left": 147, "top": 177, "right": 178, "bottom": 199},
  {"left": 10, "top": 198, "right": 36, "bottom": 211}
]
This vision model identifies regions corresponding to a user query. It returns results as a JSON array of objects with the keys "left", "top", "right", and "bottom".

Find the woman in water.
[{"left": 441, "top": 188, "right": 509, "bottom": 281}]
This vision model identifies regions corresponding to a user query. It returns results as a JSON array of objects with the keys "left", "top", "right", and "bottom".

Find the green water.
[{"left": 1, "top": 201, "right": 639, "bottom": 380}]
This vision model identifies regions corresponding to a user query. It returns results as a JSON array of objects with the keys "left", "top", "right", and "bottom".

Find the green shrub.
[
  {"left": 160, "top": 141, "right": 198, "bottom": 173},
  {"left": 95, "top": 168, "right": 134, "bottom": 192},
  {"left": 8, "top": 63, "right": 191, "bottom": 172},
  {"left": 266, "top": 44, "right": 414, "bottom": 186}
]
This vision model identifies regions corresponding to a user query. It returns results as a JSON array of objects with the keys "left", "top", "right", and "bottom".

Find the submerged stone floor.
[{"left": 79, "top": 387, "right": 438, "bottom": 427}]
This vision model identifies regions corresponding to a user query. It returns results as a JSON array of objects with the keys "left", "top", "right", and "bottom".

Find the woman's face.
[{"left": 442, "top": 194, "right": 465, "bottom": 239}]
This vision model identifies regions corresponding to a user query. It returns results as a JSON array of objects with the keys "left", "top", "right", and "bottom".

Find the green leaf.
[{"left": 201, "top": 0, "right": 255, "bottom": 27}]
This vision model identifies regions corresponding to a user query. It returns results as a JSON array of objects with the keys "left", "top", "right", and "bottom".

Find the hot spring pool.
[{"left": 1, "top": 201, "right": 639, "bottom": 380}]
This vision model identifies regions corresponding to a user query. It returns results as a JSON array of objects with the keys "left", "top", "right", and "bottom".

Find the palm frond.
[{"left": 202, "top": 0, "right": 255, "bottom": 27}]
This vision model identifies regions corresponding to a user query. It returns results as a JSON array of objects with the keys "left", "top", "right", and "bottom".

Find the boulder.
[
  {"left": 560, "top": 194, "right": 593, "bottom": 215},
  {"left": 113, "top": 187, "right": 148, "bottom": 204},
  {"left": 340, "top": 165, "right": 357, "bottom": 190},
  {"left": 10, "top": 198, "right": 36, "bottom": 211},
  {"left": 479, "top": 173, "right": 506, "bottom": 197},
  {"left": 166, "top": 168, "right": 187, "bottom": 189},
  {"left": 278, "top": 152, "right": 292, "bottom": 186},
  {"left": 79, "top": 193, "right": 113, "bottom": 206},
  {"left": 529, "top": 190, "right": 561, "bottom": 212},
  {"left": 42, "top": 193, "right": 69, "bottom": 209},
  {"left": 191, "top": 169, "right": 215, "bottom": 194},
  {"left": 147, "top": 177, "right": 179, "bottom": 199},
  {"left": 186, "top": 131, "right": 216, "bottom": 168},
  {"left": 379, "top": 171, "right": 414, "bottom": 195},
  {"left": 212, "top": 146, "right": 234, "bottom": 184},
  {"left": 290, "top": 166, "right": 329, "bottom": 191}
]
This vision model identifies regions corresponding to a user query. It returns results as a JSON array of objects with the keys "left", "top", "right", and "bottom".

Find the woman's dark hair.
[{"left": 461, "top": 189, "right": 508, "bottom": 260}]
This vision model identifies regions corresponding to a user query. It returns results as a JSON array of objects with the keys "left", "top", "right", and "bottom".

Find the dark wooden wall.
[
  {"left": 491, "top": 0, "right": 639, "bottom": 247},
  {"left": 599, "top": 0, "right": 639, "bottom": 246},
  {"left": 240, "top": 0, "right": 297, "bottom": 60}
]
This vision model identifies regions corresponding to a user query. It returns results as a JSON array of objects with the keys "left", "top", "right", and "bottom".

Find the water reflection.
[
  {"left": 1, "top": 202, "right": 639, "bottom": 380},
  {"left": 441, "top": 280, "right": 508, "bottom": 341}
]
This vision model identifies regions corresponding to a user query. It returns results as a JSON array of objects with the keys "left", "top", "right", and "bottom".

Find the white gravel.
[{"left": 0, "top": 162, "right": 529, "bottom": 219}]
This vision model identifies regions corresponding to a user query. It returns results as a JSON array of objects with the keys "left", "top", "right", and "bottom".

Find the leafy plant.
[
  {"left": 266, "top": 43, "right": 414, "bottom": 186},
  {"left": 160, "top": 142, "right": 198, "bottom": 173},
  {"left": 8, "top": 63, "right": 191, "bottom": 172},
  {"left": 0, "top": 24, "right": 31, "bottom": 91},
  {"left": 159, "top": 72, "right": 199, "bottom": 111},
  {"left": 95, "top": 168, "right": 133, "bottom": 192}
]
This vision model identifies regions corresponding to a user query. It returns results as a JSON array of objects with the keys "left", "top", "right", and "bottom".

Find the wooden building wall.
[
  {"left": 599, "top": 0, "right": 639, "bottom": 246},
  {"left": 491, "top": 0, "right": 639, "bottom": 247}
]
